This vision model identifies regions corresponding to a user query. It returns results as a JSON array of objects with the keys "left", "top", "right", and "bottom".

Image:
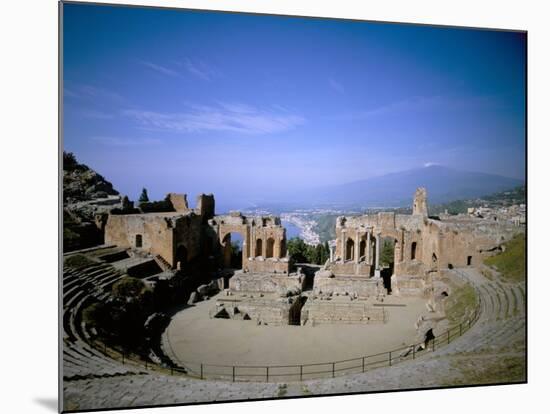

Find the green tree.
[
  {"left": 288, "top": 238, "right": 331, "bottom": 265},
  {"left": 63, "top": 151, "right": 78, "bottom": 171},
  {"left": 287, "top": 237, "right": 309, "bottom": 263},
  {"left": 314, "top": 244, "right": 326, "bottom": 264},
  {"left": 380, "top": 239, "right": 395, "bottom": 267},
  {"left": 113, "top": 276, "right": 148, "bottom": 300},
  {"left": 139, "top": 188, "right": 149, "bottom": 203}
]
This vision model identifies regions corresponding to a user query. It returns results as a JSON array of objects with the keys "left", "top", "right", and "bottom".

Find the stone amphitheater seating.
[
  {"left": 62, "top": 258, "right": 148, "bottom": 381},
  {"left": 437, "top": 268, "right": 525, "bottom": 355},
  {"left": 61, "top": 264, "right": 526, "bottom": 412}
]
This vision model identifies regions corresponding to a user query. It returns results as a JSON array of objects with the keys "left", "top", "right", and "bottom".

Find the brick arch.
[
  {"left": 218, "top": 226, "right": 248, "bottom": 246},
  {"left": 218, "top": 224, "right": 249, "bottom": 269}
]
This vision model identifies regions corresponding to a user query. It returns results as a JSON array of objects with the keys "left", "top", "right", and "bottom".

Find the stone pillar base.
[{"left": 374, "top": 269, "right": 381, "bottom": 278}]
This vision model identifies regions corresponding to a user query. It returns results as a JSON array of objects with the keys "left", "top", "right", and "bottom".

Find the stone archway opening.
[
  {"left": 411, "top": 241, "right": 417, "bottom": 260},
  {"left": 255, "top": 238, "right": 263, "bottom": 257},
  {"left": 345, "top": 238, "right": 355, "bottom": 261},
  {"left": 175, "top": 244, "right": 188, "bottom": 269},
  {"left": 380, "top": 237, "right": 396, "bottom": 293},
  {"left": 380, "top": 237, "right": 396, "bottom": 269},
  {"left": 359, "top": 239, "right": 366, "bottom": 260},
  {"left": 222, "top": 233, "right": 243, "bottom": 270}
]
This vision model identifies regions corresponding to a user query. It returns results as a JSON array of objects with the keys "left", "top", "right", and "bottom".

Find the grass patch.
[
  {"left": 64, "top": 254, "right": 95, "bottom": 268},
  {"left": 451, "top": 355, "right": 526, "bottom": 385},
  {"left": 277, "top": 384, "right": 288, "bottom": 398},
  {"left": 484, "top": 233, "right": 526, "bottom": 282},
  {"left": 444, "top": 282, "right": 477, "bottom": 325}
]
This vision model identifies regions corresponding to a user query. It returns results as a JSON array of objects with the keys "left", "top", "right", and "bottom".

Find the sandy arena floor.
[{"left": 163, "top": 293, "right": 428, "bottom": 367}]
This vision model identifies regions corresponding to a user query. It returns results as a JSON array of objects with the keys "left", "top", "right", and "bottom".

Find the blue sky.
[{"left": 63, "top": 3, "right": 526, "bottom": 205}]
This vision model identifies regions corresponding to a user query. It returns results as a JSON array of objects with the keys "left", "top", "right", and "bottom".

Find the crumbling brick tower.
[{"left": 413, "top": 187, "right": 429, "bottom": 217}]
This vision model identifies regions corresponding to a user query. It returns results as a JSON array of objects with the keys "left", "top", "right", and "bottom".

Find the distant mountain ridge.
[{"left": 301, "top": 165, "right": 524, "bottom": 207}]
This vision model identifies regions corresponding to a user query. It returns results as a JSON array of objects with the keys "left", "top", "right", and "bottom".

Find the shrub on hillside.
[
  {"left": 64, "top": 254, "right": 95, "bottom": 268},
  {"left": 63, "top": 151, "right": 79, "bottom": 171},
  {"left": 112, "top": 276, "right": 148, "bottom": 300}
]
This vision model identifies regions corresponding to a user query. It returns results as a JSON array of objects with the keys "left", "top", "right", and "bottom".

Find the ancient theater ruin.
[
  {"left": 99, "top": 192, "right": 305, "bottom": 325},
  {"left": 63, "top": 184, "right": 525, "bottom": 391},
  {"left": 98, "top": 187, "right": 520, "bottom": 328},
  {"left": 103, "top": 193, "right": 294, "bottom": 274},
  {"left": 322, "top": 187, "right": 519, "bottom": 294}
]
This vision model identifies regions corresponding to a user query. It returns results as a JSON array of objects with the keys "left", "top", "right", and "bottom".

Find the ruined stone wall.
[
  {"left": 210, "top": 212, "right": 287, "bottom": 273},
  {"left": 333, "top": 212, "right": 427, "bottom": 277},
  {"left": 212, "top": 298, "right": 291, "bottom": 325},
  {"left": 172, "top": 213, "right": 204, "bottom": 267},
  {"left": 392, "top": 274, "right": 432, "bottom": 297},
  {"left": 330, "top": 188, "right": 521, "bottom": 280},
  {"left": 195, "top": 193, "right": 215, "bottom": 221},
  {"left": 246, "top": 258, "right": 290, "bottom": 274},
  {"left": 229, "top": 272, "right": 302, "bottom": 295},
  {"left": 250, "top": 224, "right": 287, "bottom": 259},
  {"left": 330, "top": 262, "right": 371, "bottom": 277},
  {"left": 211, "top": 212, "right": 251, "bottom": 268},
  {"left": 394, "top": 259, "right": 426, "bottom": 278},
  {"left": 104, "top": 214, "right": 174, "bottom": 265},
  {"left": 167, "top": 193, "right": 190, "bottom": 212},
  {"left": 104, "top": 211, "right": 204, "bottom": 268},
  {"left": 435, "top": 220, "right": 522, "bottom": 269},
  {"left": 313, "top": 276, "right": 385, "bottom": 298},
  {"left": 232, "top": 300, "right": 290, "bottom": 325},
  {"left": 412, "top": 187, "right": 428, "bottom": 217},
  {"left": 301, "top": 301, "right": 386, "bottom": 325},
  {"left": 419, "top": 220, "right": 441, "bottom": 270}
]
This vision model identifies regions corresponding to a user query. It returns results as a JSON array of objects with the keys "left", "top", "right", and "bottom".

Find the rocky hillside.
[
  {"left": 63, "top": 152, "right": 119, "bottom": 203},
  {"left": 63, "top": 152, "right": 121, "bottom": 252}
]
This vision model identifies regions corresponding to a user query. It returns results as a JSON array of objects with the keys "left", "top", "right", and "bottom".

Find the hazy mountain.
[{"left": 300, "top": 165, "right": 524, "bottom": 208}]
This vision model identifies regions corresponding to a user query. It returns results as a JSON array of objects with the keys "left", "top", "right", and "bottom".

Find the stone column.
[
  {"left": 329, "top": 245, "right": 334, "bottom": 262},
  {"left": 242, "top": 228, "right": 249, "bottom": 269},
  {"left": 400, "top": 228, "right": 405, "bottom": 262},
  {"left": 366, "top": 230, "right": 371, "bottom": 264},
  {"left": 341, "top": 230, "right": 346, "bottom": 260},
  {"left": 375, "top": 232, "right": 381, "bottom": 278},
  {"left": 354, "top": 230, "right": 360, "bottom": 264},
  {"left": 274, "top": 236, "right": 280, "bottom": 259}
]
